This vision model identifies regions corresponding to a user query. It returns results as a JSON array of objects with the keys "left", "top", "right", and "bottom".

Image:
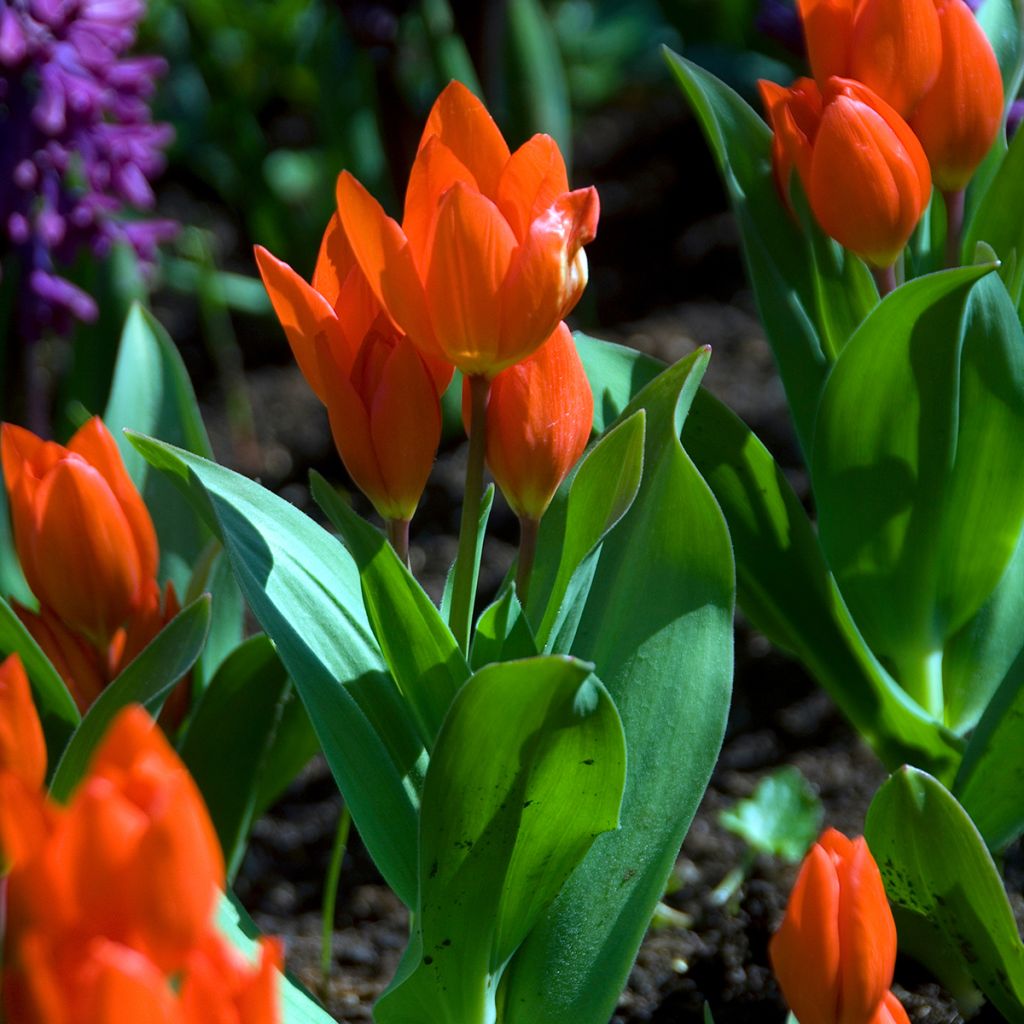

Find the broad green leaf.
[
  {"left": 813, "top": 268, "right": 1024, "bottom": 718},
  {"left": 0, "top": 482, "right": 31, "bottom": 605},
  {"left": 104, "top": 304, "right": 217, "bottom": 595},
  {"left": 575, "top": 332, "right": 661, "bottom": 434},
  {"left": 527, "top": 410, "right": 646, "bottom": 650},
  {"left": 866, "top": 767, "right": 1024, "bottom": 1021},
  {"left": 500, "top": 351, "right": 734, "bottom": 1024},
  {"left": 180, "top": 635, "right": 291, "bottom": 878},
  {"left": 719, "top": 766, "right": 823, "bottom": 862},
  {"left": 312, "top": 470, "right": 468, "bottom": 748},
  {"left": 666, "top": 49, "right": 828, "bottom": 454},
  {"left": 0, "top": 595, "right": 80, "bottom": 757},
  {"left": 128, "top": 435, "right": 421, "bottom": 906},
  {"left": 470, "top": 585, "right": 538, "bottom": 671},
  {"left": 376, "top": 657, "right": 625, "bottom": 1024},
  {"left": 252, "top": 685, "right": 321, "bottom": 821},
  {"left": 442, "top": 485, "right": 495, "bottom": 628},
  {"left": 185, "top": 544, "right": 245, "bottom": 687},
  {"left": 954, "top": 640, "right": 1024, "bottom": 850},
  {"left": 49, "top": 596, "right": 211, "bottom": 801}
]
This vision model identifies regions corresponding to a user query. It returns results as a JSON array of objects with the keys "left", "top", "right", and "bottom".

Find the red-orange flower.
[
  {"left": 797, "top": 0, "right": 942, "bottom": 118},
  {"left": 180, "top": 932, "right": 283, "bottom": 1024},
  {"left": 771, "top": 828, "right": 910, "bottom": 1024},
  {"left": 256, "top": 212, "right": 449, "bottom": 522},
  {"left": 910, "top": 0, "right": 1005, "bottom": 191},
  {"left": 335, "top": 81, "right": 599, "bottom": 379},
  {"left": 0, "top": 652, "right": 46, "bottom": 790},
  {"left": 2, "top": 418, "right": 158, "bottom": 647},
  {"left": 761, "top": 76, "right": 932, "bottom": 268},
  {"left": 464, "top": 322, "right": 592, "bottom": 521}
]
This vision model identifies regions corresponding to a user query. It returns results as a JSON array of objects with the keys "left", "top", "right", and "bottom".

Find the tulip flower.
[
  {"left": 760, "top": 76, "right": 932, "bottom": 281},
  {"left": 0, "top": 653, "right": 46, "bottom": 790},
  {"left": 335, "top": 80, "right": 599, "bottom": 380},
  {"left": 910, "top": 0, "right": 1004, "bottom": 262},
  {"left": 2, "top": 418, "right": 158, "bottom": 648},
  {"left": 256, "top": 214, "right": 450, "bottom": 547},
  {"left": 180, "top": 931, "right": 283, "bottom": 1024},
  {"left": 771, "top": 828, "right": 910, "bottom": 1024},
  {"left": 797, "top": 0, "right": 942, "bottom": 118}
]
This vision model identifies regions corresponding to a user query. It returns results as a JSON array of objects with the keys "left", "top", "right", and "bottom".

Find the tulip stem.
[
  {"left": 515, "top": 516, "right": 541, "bottom": 608},
  {"left": 943, "top": 189, "right": 966, "bottom": 269},
  {"left": 872, "top": 263, "right": 898, "bottom": 298},
  {"left": 387, "top": 518, "right": 411, "bottom": 568},
  {"left": 320, "top": 799, "right": 351, "bottom": 998},
  {"left": 451, "top": 374, "right": 491, "bottom": 652}
]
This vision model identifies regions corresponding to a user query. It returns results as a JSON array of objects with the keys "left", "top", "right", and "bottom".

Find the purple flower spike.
[
  {"left": 0, "top": 0, "right": 176, "bottom": 339},
  {"left": 756, "top": 0, "right": 805, "bottom": 56}
]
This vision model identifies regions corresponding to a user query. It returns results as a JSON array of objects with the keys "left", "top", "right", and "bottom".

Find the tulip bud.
[
  {"left": 910, "top": 0, "right": 1005, "bottom": 192},
  {"left": 2, "top": 419, "right": 158, "bottom": 647},
  {"left": 464, "top": 322, "right": 592, "bottom": 522},
  {"left": 0, "top": 653, "right": 46, "bottom": 790},
  {"left": 771, "top": 829, "right": 910, "bottom": 1024}
]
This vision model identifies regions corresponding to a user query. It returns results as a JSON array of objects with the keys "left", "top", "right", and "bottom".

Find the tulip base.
[
  {"left": 386, "top": 518, "right": 411, "bottom": 568},
  {"left": 515, "top": 516, "right": 540, "bottom": 608},
  {"left": 943, "top": 189, "right": 965, "bottom": 269},
  {"left": 872, "top": 263, "right": 898, "bottom": 298}
]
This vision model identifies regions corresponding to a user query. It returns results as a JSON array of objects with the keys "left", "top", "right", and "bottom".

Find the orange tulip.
[
  {"left": 180, "top": 932, "right": 283, "bottom": 1024},
  {"left": 0, "top": 652, "right": 47, "bottom": 790},
  {"left": 255, "top": 213, "right": 449, "bottom": 523},
  {"left": 910, "top": 0, "right": 1005, "bottom": 191},
  {"left": 761, "top": 76, "right": 932, "bottom": 268},
  {"left": 2, "top": 418, "right": 158, "bottom": 647},
  {"left": 797, "top": 0, "right": 942, "bottom": 117},
  {"left": 464, "top": 322, "right": 592, "bottom": 521},
  {"left": 771, "top": 828, "right": 910, "bottom": 1024},
  {"left": 335, "top": 81, "right": 599, "bottom": 379}
]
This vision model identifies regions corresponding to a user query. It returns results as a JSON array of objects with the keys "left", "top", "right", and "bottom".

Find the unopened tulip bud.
[
  {"left": 911, "top": 0, "right": 1005, "bottom": 192},
  {"left": 0, "top": 653, "right": 46, "bottom": 790},
  {"left": 771, "top": 829, "right": 910, "bottom": 1024}
]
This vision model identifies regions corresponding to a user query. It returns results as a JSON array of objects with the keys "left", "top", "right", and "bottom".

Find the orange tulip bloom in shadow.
[
  {"left": 771, "top": 828, "right": 910, "bottom": 1024},
  {"left": 256, "top": 212, "right": 449, "bottom": 527},
  {"left": 335, "top": 81, "right": 599, "bottom": 379},
  {"left": 796, "top": 0, "right": 941, "bottom": 118},
  {"left": 760, "top": 76, "right": 932, "bottom": 271},
  {"left": 910, "top": 0, "right": 1005, "bottom": 192}
]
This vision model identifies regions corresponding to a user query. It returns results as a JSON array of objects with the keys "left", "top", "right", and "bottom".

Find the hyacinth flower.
[
  {"left": 771, "top": 828, "right": 910, "bottom": 1024},
  {"left": 759, "top": 76, "right": 932, "bottom": 292},
  {"left": 0, "top": 702, "right": 282, "bottom": 1024},
  {"left": 1, "top": 417, "right": 183, "bottom": 716},
  {"left": 255, "top": 214, "right": 452, "bottom": 561},
  {"left": 463, "top": 322, "right": 593, "bottom": 603}
]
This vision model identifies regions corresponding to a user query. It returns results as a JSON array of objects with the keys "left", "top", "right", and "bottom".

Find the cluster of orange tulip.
[
  {"left": 256, "top": 81, "right": 596, "bottom": 602},
  {"left": 1, "top": 420, "right": 184, "bottom": 719},
  {"left": 760, "top": 0, "right": 1003, "bottom": 285},
  {"left": 0, "top": 652, "right": 280, "bottom": 1022}
]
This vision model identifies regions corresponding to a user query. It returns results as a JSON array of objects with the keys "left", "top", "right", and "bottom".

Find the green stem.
[
  {"left": 872, "top": 263, "right": 898, "bottom": 298},
  {"left": 387, "top": 518, "right": 411, "bottom": 568},
  {"left": 902, "top": 650, "right": 945, "bottom": 721},
  {"left": 320, "top": 801, "right": 352, "bottom": 997},
  {"left": 450, "top": 374, "right": 491, "bottom": 652},
  {"left": 944, "top": 188, "right": 966, "bottom": 269},
  {"left": 515, "top": 516, "right": 540, "bottom": 608}
]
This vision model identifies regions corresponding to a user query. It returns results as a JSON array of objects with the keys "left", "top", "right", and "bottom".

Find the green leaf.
[
  {"left": 186, "top": 544, "right": 245, "bottom": 688},
  {"left": 0, "top": 595, "right": 80, "bottom": 757},
  {"left": 49, "top": 596, "right": 211, "bottom": 802},
  {"left": 666, "top": 49, "right": 829, "bottom": 455},
  {"left": 128, "top": 434, "right": 422, "bottom": 906},
  {"left": 527, "top": 409, "right": 646, "bottom": 651},
  {"left": 470, "top": 585, "right": 538, "bottom": 671},
  {"left": 252, "top": 688, "right": 321, "bottom": 821},
  {"left": 500, "top": 351, "right": 734, "bottom": 1024},
  {"left": 375, "top": 657, "right": 625, "bottom": 1024},
  {"left": 719, "top": 766, "right": 823, "bottom": 862},
  {"left": 312, "top": 470, "right": 468, "bottom": 748},
  {"left": 865, "top": 767, "right": 1024, "bottom": 1021},
  {"left": 180, "top": 635, "right": 291, "bottom": 878},
  {"left": 104, "top": 304, "right": 217, "bottom": 596},
  {"left": 0, "top": 481, "right": 31, "bottom": 605},
  {"left": 575, "top": 332, "right": 661, "bottom": 434},
  {"left": 442, "top": 485, "right": 495, "bottom": 625},
  {"left": 813, "top": 267, "right": 1024, "bottom": 719}
]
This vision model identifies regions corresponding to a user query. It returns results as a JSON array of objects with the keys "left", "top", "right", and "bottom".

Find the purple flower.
[
  {"left": 1009, "top": 99, "right": 1024, "bottom": 139},
  {"left": 0, "top": 0, "right": 175, "bottom": 338},
  {"left": 756, "top": 0, "right": 804, "bottom": 56}
]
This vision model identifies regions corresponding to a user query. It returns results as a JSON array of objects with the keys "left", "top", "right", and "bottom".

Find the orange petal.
[
  {"left": 312, "top": 212, "right": 356, "bottom": 308},
  {"left": 797, "top": 0, "right": 857, "bottom": 87},
  {"left": 404, "top": 135, "right": 479, "bottom": 272},
  {"left": 68, "top": 418, "right": 159, "bottom": 586},
  {"left": 873, "top": 990, "right": 912, "bottom": 1024},
  {"left": 497, "top": 186, "right": 599, "bottom": 374},
  {"left": 255, "top": 244, "right": 353, "bottom": 395},
  {"left": 836, "top": 837, "right": 897, "bottom": 1024},
  {"left": 417, "top": 80, "right": 510, "bottom": 199},
  {"left": 335, "top": 171, "right": 441, "bottom": 363},
  {"left": 424, "top": 181, "right": 518, "bottom": 375},
  {"left": 850, "top": 0, "right": 942, "bottom": 117},
  {"left": 368, "top": 338, "right": 442, "bottom": 521},
  {"left": 770, "top": 842, "right": 842, "bottom": 1024},
  {"left": 0, "top": 773, "right": 53, "bottom": 872},
  {"left": 496, "top": 134, "right": 570, "bottom": 243},
  {"left": 0, "top": 652, "right": 47, "bottom": 790},
  {"left": 81, "top": 939, "right": 180, "bottom": 1024},
  {"left": 760, "top": 77, "right": 822, "bottom": 202}
]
